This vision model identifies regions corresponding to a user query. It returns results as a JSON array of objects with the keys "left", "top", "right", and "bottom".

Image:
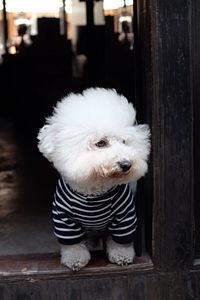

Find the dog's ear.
[
  {"left": 37, "top": 124, "right": 55, "bottom": 162},
  {"left": 134, "top": 124, "right": 151, "bottom": 157},
  {"left": 135, "top": 124, "right": 150, "bottom": 137}
]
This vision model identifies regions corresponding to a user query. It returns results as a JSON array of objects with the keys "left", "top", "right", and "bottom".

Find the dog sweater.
[{"left": 52, "top": 177, "right": 137, "bottom": 245}]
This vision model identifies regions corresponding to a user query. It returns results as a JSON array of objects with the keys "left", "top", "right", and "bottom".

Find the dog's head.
[{"left": 37, "top": 88, "right": 151, "bottom": 195}]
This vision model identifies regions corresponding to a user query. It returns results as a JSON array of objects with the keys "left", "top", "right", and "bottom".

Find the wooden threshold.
[{"left": 0, "top": 252, "right": 153, "bottom": 280}]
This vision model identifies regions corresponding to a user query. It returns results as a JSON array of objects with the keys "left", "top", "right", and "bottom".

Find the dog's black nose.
[{"left": 118, "top": 160, "right": 131, "bottom": 172}]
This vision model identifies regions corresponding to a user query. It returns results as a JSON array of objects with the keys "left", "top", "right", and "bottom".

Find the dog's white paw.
[
  {"left": 60, "top": 242, "right": 91, "bottom": 271},
  {"left": 107, "top": 236, "right": 135, "bottom": 266}
]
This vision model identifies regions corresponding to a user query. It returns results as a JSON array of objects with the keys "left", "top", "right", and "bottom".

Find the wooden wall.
[{"left": 0, "top": 269, "right": 200, "bottom": 300}]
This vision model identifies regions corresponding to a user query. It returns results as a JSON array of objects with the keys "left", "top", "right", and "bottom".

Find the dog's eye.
[
  {"left": 123, "top": 140, "right": 126, "bottom": 144},
  {"left": 95, "top": 139, "right": 109, "bottom": 148}
]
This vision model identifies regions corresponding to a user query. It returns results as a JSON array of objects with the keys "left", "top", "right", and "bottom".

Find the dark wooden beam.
[
  {"left": 62, "top": 0, "right": 67, "bottom": 36},
  {"left": 134, "top": 0, "right": 153, "bottom": 258},
  {"left": 2, "top": 0, "right": 8, "bottom": 53},
  {"left": 85, "top": 0, "right": 94, "bottom": 27},
  {"left": 149, "top": 0, "right": 194, "bottom": 271},
  {"left": 192, "top": 0, "right": 200, "bottom": 258},
  {"left": 84, "top": 0, "right": 95, "bottom": 84}
]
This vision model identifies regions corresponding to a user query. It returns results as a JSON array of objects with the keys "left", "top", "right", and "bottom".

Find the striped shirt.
[{"left": 52, "top": 177, "right": 137, "bottom": 245}]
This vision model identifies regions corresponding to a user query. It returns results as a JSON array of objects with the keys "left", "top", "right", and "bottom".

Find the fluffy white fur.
[
  {"left": 106, "top": 236, "right": 135, "bottom": 265},
  {"left": 60, "top": 242, "right": 91, "bottom": 271},
  {"left": 37, "top": 88, "right": 150, "bottom": 270}
]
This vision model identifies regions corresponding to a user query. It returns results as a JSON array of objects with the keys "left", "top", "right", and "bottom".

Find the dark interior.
[{"left": 0, "top": 1, "right": 146, "bottom": 260}]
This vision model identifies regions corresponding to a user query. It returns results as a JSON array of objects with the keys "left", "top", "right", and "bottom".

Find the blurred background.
[{"left": 0, "top": 0, "right": 137, "bottom": 256}]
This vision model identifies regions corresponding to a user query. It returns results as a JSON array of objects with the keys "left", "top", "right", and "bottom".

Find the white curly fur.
[
  {"left": 60, "top": 242, "right": 91, "bottom": 271},
  {"left": 37, "top": 88, "right": 150, "bottom": 270},
  {"left": 106, "top": 236, "right": 135, "bottom": 265},
  {"left": 38, "top": 88, "right": 150, "bottom": 195}
]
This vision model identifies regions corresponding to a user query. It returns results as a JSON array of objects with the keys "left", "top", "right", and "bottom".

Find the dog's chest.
[
  {"left": 70, "top": 197, "right": 113, "bottom": 230},
  {"left": 55, "top": 178, "right": 130, "bottom": 231}
]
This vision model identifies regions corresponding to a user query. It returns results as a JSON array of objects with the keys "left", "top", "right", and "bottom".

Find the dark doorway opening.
[{"left": 0, "top": 1, "right": 151, "bottom": 265}]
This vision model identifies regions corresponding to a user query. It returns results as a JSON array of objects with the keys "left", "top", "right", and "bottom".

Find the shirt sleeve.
[
  {"left": 108, "top": 185, "right": 137, "bottom": 244},
  {"left": 52, "top": 181, "right": 86, "bottom": 245}
]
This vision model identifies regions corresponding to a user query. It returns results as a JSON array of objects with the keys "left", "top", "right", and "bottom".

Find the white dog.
[{"left": 37, "top": 88, "right": 150, "bottom": 271}]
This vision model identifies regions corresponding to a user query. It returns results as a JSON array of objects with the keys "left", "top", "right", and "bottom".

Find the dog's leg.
[
  {"left": 60, "top": 242, "right": 91, "bottom": 271},
  {"left": 106, "top": 236, "right": 135, "bottom": 266}
]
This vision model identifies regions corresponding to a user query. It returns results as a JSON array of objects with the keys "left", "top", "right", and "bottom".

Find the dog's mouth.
[
  {"left": 110, "top": 169, "right": 131, "bottom": 178},
  {"left": 98, "top": 164, "right": 132, "bottom": 179},
  {"left": 110, "top": 162, "right": 132, "bottom": 178}
]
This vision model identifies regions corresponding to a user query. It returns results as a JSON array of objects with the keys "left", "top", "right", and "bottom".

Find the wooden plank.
[
  {"left": 190, "top": 269, "right": 200, "bottom": 299},
  {"left": 192, "top": 0, "right": 200, "bottom": 258},
  {"left": 0, "top": 253, "right": 153, "bottom": 281},
  {"left": 128, "top": 273, "right": 161, "bottom": 300},
  {"left": 1, "top": 269, "right": 200, "bottom": 300},
  {"left": 1, "top": 276, "right": 128, "bottom": 300},
  {"left": 150, "top": 0, "right": 194, "bottom": 271},
  {"left": 134, "top": 0, "right": 154, "bottom": 258}
]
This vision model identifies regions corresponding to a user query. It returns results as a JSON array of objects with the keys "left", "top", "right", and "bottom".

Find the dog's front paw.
[
  {"left": 107, "top": 237, "right": 135, "bottom": 266},
  {"left": 60, "top": 242, "right": 91, "bottom": 271}
]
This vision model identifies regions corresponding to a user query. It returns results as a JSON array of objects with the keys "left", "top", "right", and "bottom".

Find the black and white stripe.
[{"left": 52, "top": 177, "right": 137, "bottom": 245}]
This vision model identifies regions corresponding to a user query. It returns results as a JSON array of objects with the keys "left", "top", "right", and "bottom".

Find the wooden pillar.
[
  {"left": 192, "top": 0, "right": 200, "bottom": 258},
  {"left": 2, "top": 0, "right": 8, "bottom": 53},
  {"left": 60, "top": 0, "right": 67, "bottom": 37},
  {"left": 85, "top": 0, "right": 94, "bottom": 27},
  {"left": 85, "top": 0, "right": 95, "bottom": 83},
  {"left": 149, "top": 0, "right": 194, "bottom": 271}
]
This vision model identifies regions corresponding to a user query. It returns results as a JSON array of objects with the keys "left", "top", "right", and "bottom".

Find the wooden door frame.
[
  {"left": 1, "top": 0, "right": 200, "bottom": 298},
  {"left": 149, "top": 0, "right": 194, "bottom": 271},
  {"left": 135, "top": 0, "right": 195, "bottom": 271}
]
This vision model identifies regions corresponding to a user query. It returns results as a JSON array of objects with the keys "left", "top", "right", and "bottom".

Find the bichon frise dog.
[{"left": 37, "top": 88, "right": 150, "bottom": 271}]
